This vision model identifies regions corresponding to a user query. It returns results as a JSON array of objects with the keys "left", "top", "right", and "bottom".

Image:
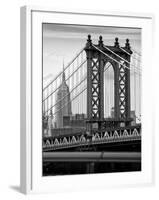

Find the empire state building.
[{"left": 55, "top": 68, "right": 72, "bottom": 128}]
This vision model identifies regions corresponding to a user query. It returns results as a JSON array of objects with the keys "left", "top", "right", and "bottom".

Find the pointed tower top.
[
  {"left": 98, "top": 35, "right": 103, "bottom": 47},
  {"left": 86, "top": 34, "right": 92, "bottom": 48},
  {"left": 62, "top": 58, "right": 66, "bottom": 82},
  {"left": 114, "top": 37, "right": 119, "bottom": 48},
  {"left": 125, "top": 38, "right": 131, "bottom": 50}
]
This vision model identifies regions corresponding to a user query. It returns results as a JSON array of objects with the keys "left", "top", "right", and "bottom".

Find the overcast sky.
[{"left": 43, "top": 24, "right": 141, "bottom": 80}]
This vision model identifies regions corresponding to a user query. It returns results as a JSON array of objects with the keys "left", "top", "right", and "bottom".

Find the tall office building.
[{"left": 55, "top": 67, "right": 72, "bottom": 128}]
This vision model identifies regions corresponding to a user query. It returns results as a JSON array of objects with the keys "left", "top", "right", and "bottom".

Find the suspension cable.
[
  {"left": 92, "top": 44, "right": 141, "bottom": 75},
  {"left": 45, "top": 74, "right": 87, "bottom": 115},
  {"left": 45, "top": 64, "right": 111, "bottom": 117},
  {"left": 119, "top": 47, "right": 141, "bottom": 63},
  {"left": 43, "top": 59, "right": 87, "bottom": 102},
  {"left": 103, "top": 45, "right": 141, "bottom": 71},
  {"left": 131, "top": 48, "right": 141, "bottom": 56},
  {"left": 43, "top": 48, "right": 84, "bottom": 91},
  {"left": 53, "top": 85, "right": 87, "bottom": 117},
  {"left": 93, "top": 44, "right": 142, "bottom": 121}
]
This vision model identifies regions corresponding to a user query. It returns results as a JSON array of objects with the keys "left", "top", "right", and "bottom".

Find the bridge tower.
[{"left": 84, "top": 35, "right": 133, "bottom": 133}]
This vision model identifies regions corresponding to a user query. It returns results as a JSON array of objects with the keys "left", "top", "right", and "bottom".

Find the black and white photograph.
[{"left": 42, "top": 24, "right": 141, "bottom": 176}]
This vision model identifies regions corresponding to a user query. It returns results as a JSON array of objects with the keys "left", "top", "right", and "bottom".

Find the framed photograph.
[{"left": 20, "top": 6, "right": 154, "bottom": 194}]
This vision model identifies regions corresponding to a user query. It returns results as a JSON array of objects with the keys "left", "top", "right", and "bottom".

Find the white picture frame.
[{"left": 20, "top": 6, "right": 154, "bottom": 194}]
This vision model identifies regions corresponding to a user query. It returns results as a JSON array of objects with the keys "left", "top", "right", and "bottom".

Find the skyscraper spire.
[
  {"left": 55, "top": 58, "right": 72, "bottom": 128},
  {"left": 62, "top": 58, "right": 66, "bottom": 82}
]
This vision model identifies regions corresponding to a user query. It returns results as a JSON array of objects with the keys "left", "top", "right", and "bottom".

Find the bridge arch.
[{"left": 103, "top": 61, "right": 114, "bottom": 118}]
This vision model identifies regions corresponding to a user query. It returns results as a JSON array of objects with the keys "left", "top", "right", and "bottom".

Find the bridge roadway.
[
  {"left": 43, "top": 124, "right": 141, "bottom": 151},
  {"left": 43, "top": 151, "right": 141, "bottom": 163}
]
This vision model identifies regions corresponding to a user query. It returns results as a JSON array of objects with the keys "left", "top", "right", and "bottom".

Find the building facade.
[{"left": 55, "top": 69, "right": 72, "bottom": 128}]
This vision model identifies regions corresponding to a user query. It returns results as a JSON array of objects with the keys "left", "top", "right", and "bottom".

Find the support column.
[
  {"left": 125, "top": 39, "right": 131, "bottom": 123},
  {"left": 85, "top": 35, "right": 105, "bottom": 132},
  {"left": 85, "top": 35, "right": 93, "bottom": 132},
  {"left": 98, "top": 36, "right": 105, "bottom": 129},
  {"left": 114, "top": 62, "right": 120, "bottom": 120}
]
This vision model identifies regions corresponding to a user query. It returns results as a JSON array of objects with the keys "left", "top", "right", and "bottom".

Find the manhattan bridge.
[{"left": 42, "top": 35, "right": 141, "bottom": 175}]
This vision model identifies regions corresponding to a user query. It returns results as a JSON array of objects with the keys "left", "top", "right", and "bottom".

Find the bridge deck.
[
  {"left": 43, "top": 152, "right": 141, "bottom": 163},
  {"left": 43, "top": 124, "right": 141, "bottom": 151}
]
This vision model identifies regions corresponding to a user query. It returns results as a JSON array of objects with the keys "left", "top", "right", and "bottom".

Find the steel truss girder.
[{"left": 43, "top": 125, "right": 141, "bottom": 151}]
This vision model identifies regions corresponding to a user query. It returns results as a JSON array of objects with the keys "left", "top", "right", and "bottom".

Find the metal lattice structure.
[
  {"left": 43, "top": 125, "right": 141, "bottom": 151},
  {"left": 42, "top": 35, "right": 142, "bottom": 151},
  {"left": 85, "top": 35, "right": 132, "bottom": 132}
]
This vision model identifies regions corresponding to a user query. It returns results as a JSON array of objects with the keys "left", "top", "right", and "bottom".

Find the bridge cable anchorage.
[
  {"left": 103, "top": 45, "right": 142, "bottom": 72},
  {"left": 43, "top": 59, "right": 87, "bottom": 102},
  {"left": 45, "top": 63, "right": 111, "bottom": 117},
  {"left": 119, "top": 46, "right": 141, "bottom": 63},
  {"left": 43, "top": 47, "right": 85, "bottom": 91},
  {"left": 92, "top": 44, "right": 141, "bottom": 75}
]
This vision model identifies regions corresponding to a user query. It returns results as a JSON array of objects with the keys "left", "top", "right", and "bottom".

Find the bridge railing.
[{"left": 43, "top": 124, "right": 141, "bottom": 151}]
